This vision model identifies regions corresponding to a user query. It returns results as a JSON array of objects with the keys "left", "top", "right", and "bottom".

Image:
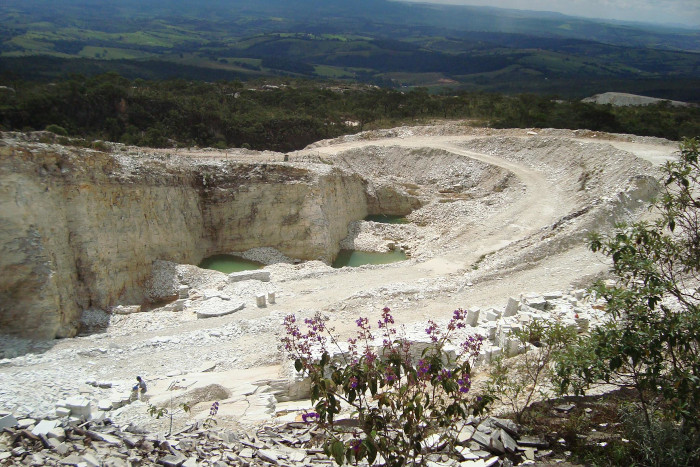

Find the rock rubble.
[{"left": 1, "top": 408, "right": 565, "bottom": 466}]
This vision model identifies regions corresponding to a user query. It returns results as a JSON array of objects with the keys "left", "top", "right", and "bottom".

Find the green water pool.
[
  {"left": 364, "top": 214, "right": 409, "bottom": 224},
  {"left": 198, "top": 254, "right": 264, "bottom": 273},
  {"left": 332, "top": 249, "right": 407, "bottom": 268}
]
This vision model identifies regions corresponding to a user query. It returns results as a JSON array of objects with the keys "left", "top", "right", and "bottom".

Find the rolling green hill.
[{"left": 0, "top": 0, "right": 698, "bottom": 101}]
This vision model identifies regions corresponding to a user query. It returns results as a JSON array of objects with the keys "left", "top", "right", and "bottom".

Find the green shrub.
[
  {"left": 554, "top": 139, "right": 700, "bottom": 430},
  {"left": 487, "top": 320, "right": 577, "bottom": 424},
  {"left": 45, "top": 124, "right": 68, "bottom": 136},
  {"left": 621, "top": 406, "right": 700, "bottom": 466}
]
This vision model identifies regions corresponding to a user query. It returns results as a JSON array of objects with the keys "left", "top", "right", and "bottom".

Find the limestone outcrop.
[{"left": 0, "top": 136, "right": 369, "bottom": 338}]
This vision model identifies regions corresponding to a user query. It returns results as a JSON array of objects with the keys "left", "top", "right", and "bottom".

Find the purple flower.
[
  {"left": 378, "top": 307, "right": 395, "bottom": 328},
  {"left": 417, "top": 359, "right": 431, "bottom": 377},
  {"left": 349, "top": 438, "right": 361, "bottom": 453},
  {"left": 425, "top": 321, "right": 439, "bottom": 342},
  {"left": 364, "top": 348, "right": 377, "bottom": 365},
  {"left": 209, "top": 401, "right": 219, "bottom": 416},
  {"left": 349, "top": 376, "right": 358, "bottom": 389},
  {"left": 302, "top": 412, "right": 320, "bottom": 423},
  {"left": 438, "top": 369, "right": 452, "bottom": 381},
  {"left": 457, "top": 376, "right": 471, "bottom": 393}
]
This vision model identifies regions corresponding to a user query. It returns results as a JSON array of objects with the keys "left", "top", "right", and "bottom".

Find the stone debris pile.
[
  {"left": 1, "top": 408, "right": 562, "bottom": 466},
  {"left": 287, "top": 288, "right": 605, "bottom": 393}
]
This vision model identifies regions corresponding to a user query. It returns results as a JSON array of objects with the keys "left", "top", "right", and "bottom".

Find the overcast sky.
[{"left": 403, "top": 0, "right": 700, "bottom": 28}]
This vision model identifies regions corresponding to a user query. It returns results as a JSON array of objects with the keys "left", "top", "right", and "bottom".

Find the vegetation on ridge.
[{"left": 0, "top": 74, "right": 698, "bottom": 151}]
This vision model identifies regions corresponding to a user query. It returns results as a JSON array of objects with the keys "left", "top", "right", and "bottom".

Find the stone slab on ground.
[
  {"left": 31, "top": 419, "right": 58, "bottom": 436},
  {"left": 228, "top": 270, "right": 271, "bottom": 283},
  {"left": 195, "top": 298, "right": 245, "bottom": 319},
  {"left": 0, "top": 414, "right": 18, "bottom": 429}
]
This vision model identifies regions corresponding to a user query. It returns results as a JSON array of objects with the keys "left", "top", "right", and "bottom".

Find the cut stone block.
[
  {"left": 46, "top": 427, "right": 66, "bottom": 442},
  {"left": 65, "top": 396, "right": 92, "bottom": 418},
  {"left": 256, "top": 294, "right": 267, "bottom": 308},
  {"left": 522, "top": 294, "right": 547, "bottom": 311},
  {"left": 112, "top": 305, "right": 141, "bottom": 315},
  {"left": 493, "top": 418, "right": 519, "bottom": 437},
  {"left": 495, "top": 324, "right": 511, "bottom": 347},
  {"left": 55, "top": 407, "right": 71, "bottom": 418},
  {"left": 257, "top": 449, "right": 280, "bottom": 463},
  {"left": 228, "top": 270, "right": 270, "bottom": 283},
  {"left": 504, "top": 337, "right": 521, "bottom": 356},
  {"left": 195, "top": 298, "right": 245, "bottom": 319},
  {"left": 160, "top": 453, "right": 186, "bottom": 467},
  {"left": 31, "top": 419, "right": 59, "bottom": 436},
  {"left": 543, "top": 291, "right": 563, "bottom": 300},
  {"left": 98, "top": 400, "right": 113, "bottom": 411},
  {"left": 17, "top": 418, "right": 35, "bottom": 429},
  {"left": 467, "top": 307, "right": 480, "bottom": 326},
  {"left": 267, "top": 292, "right": 276, "bottom": 304},
  {"left": 518, "top": 435, "right": 549, "bottom": 448},
  {"left": 485, "top": 324, "right": 497, "bottom": 341},
  {"left": 0, "top": 414, "right": 18, "bottom": 429},
  {"left": 487, "top": 431, "right": 506, "bottom": 454},
  {"left": 87, "top": 430, "right": 122, "bottom": 445},
  {"left": 483, "top": 309, "right": 500, "bottom": 322},
  {"left": 504, "top": 297, "right": 519, "bottom": 317}
]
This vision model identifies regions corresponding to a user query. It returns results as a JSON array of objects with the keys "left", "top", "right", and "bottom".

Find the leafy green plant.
[
  {"left": 45, "top": 124, "right": 68, "bottom": 136},
  {"left": 554, "top": 138, "right": 700, "bottom": 431},
  {"left": 486, "top": 320, "right": 577, "bottom": 423},
  {"left": 282, "top": 308, "right": 492, "bottom": 466},
  {"left": 148, "top": 398, "right": 191, "bottom": 436},
  {"left": 621, "top": 404, "right": 700, "bottom": 466}
]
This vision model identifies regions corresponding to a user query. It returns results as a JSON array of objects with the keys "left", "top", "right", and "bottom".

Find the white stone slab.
[
  {"left": 228, "top": 270, "right": 270, "bottom": 283},
  {"left": 195, "top": 298, "right": 245, "bottom": 319},
  {"left": 31, "top": 419, "right": 59, "bottom": 436}
]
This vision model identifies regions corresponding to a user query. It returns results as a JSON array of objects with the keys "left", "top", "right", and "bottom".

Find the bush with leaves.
[
  {"left": 487, "top": 320, "right": 578, "bottom": 424},
  {"left": 282, "top": 308, "right": 492, "bottom": 466},
  {"left": 554, "top": 139, "right": 700, "bottom": 436},
  {"left": 147, "top": 399, "right": 191, "bottom": 436}
]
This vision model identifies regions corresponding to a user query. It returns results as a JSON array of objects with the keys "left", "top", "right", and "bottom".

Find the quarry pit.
[{"left": 0, "top": 122, "right": 678, "bottom": 432}]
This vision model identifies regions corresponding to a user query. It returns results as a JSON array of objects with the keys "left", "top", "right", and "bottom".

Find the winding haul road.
[{"left": 281, "top": 132, "right": 673, "bottom": 319}]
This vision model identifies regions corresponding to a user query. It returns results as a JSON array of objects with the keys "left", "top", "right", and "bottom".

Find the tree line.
[{"left": 0, "top": 73, "right": 697, "bottom": 151}]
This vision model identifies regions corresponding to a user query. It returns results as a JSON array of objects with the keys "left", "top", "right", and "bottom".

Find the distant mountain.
[
  {"left": 3, "top": 0, "right": 698, "bottom": 50},
  {"left": 1, "top": 0, "right": 698, "bottom": 101}
]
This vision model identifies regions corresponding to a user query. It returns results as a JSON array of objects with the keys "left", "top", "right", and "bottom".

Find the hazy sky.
[{"left": 404, "top": 0, "right": 700, "bottom": 27}]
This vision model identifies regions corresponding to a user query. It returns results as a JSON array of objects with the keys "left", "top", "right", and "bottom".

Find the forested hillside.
[{"left": 1, "top": 74, "right": 697, "bottom": 151}]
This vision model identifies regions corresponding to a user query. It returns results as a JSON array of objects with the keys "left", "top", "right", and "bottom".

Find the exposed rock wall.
[{"left": 0, "top": 142, "right": 368, "bottom": 339}]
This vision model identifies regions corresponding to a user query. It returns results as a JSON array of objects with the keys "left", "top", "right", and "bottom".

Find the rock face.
[{"left": 0, "top": 138, "right": 370, "bottom": 338}]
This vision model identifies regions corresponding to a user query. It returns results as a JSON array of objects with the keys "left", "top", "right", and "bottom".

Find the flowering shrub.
[{"left": 282, "top": 307, "right": 492, "bottom": 466}]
